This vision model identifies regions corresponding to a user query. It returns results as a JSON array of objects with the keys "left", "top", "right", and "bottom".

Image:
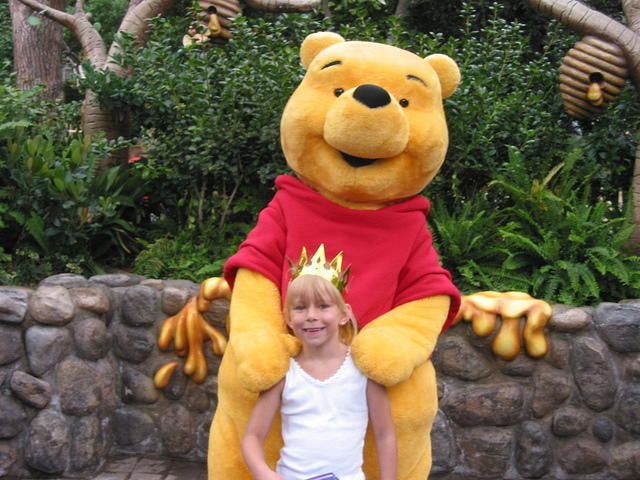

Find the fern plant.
[{"left": 432, "top": 144, "right": 640, "bottom": 304}]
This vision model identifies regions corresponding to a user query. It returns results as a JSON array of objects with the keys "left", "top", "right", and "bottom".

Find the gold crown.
[{"left": 290, "top": 244, "right": 350, "bottom": 292}]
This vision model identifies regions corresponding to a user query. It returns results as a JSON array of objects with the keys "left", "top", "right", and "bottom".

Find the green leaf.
[{"left": 25, "top": 213, "right": 49, "bottom": 252}]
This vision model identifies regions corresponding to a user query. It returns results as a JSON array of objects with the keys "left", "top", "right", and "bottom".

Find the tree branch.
[
  {"left": 623, "top": 0, "right": 640, "bottom": 33},
  {"left": 14, "top": 0, "right": 107, "bottom": 67},
  {"left": 244, "top": 0, "right": 321, "bottom": 13},
  {"left": 12, "top": 0, "right": 75, "bottom": 27},
  {"left": 107, "top": 0, "right": 175, "bottom": 75}
]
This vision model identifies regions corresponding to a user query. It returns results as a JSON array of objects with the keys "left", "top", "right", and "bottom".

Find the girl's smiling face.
[{"left": 286, "top": 298, "right": 348, "bottom": 349}]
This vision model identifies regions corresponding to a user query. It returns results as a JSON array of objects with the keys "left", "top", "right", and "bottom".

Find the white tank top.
[{"left": 275, "top": 350, "right": 368, "bottom": 480}]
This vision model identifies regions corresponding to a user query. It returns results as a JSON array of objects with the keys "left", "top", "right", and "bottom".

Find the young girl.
[{"left": 241, "top": 273, "right": 397, "bottom": 480}]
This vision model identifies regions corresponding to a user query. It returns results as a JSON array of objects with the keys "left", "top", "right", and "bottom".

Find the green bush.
[
  {"left": 0, "top": 123, "right": 149, "bottom": 285},
  {"left": 11, "top": 1, "right": 635, "bottom": 304},
  {"left": 432, "top": 144, "right": 640, "bottom": 304}
]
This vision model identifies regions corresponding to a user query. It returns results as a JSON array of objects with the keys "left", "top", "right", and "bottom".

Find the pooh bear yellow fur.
[{"left": 207, "top": 32, "right": 461, "bottom": 480}]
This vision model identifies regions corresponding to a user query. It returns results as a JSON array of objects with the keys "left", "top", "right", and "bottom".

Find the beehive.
[
  {"left": 186, "top": 0, "right": 242, "bottom": 44},
  {"left": 559, "top": 35, "right": 628, "bottom": 119}
]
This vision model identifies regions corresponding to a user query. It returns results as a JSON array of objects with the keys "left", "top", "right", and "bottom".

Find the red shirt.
[{"left": 224, "top": 175, "right": 460, "bottom": 331}]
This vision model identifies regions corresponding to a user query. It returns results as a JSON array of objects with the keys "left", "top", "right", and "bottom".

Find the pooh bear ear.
[
  {"left": 425, "top": 54, "right": 461, "bottom": 99},
  {"left": 300, "top": 32, "right": 345, "bottom": 69}
]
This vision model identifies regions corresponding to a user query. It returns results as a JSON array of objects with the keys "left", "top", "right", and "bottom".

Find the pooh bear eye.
[
  {"left": 334, "top": 88, "right": 344, "bottom": 97},
  {"left": 399, "top": 98, "right": 409, "bottom": 108}
]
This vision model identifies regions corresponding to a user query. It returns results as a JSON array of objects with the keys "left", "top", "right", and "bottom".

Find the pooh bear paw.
[
  {"left": 351, "top": 327, "right": 422, "bottom": 387},
  {"left": 231, "top": 330, "right": 292, "bottom": 392}
]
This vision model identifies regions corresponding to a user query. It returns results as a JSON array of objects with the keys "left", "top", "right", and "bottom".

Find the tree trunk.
[
  {"left": 630, "top": 144, "right": 640, "bottom": 249},
  {"left": 13, "top": 0, "right": 178, "bottom": 168},
  {"left": 394, "top": 0, "right": 410, "bottom": 17},
  {"left": 9, "top": 0, "right": 66, "bottom": 100}
]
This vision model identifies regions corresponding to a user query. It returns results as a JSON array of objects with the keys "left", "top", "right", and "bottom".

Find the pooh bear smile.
[{"left": 281, "top": 33, "right": 459, "bottom": 209}]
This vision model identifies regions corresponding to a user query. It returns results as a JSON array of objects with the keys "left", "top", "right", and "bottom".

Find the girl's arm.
[
  {"left": 241, "top": 378, "right": 286, "bottom": 480},
  {"left": 367, "top": 379, "right": 397, "bottom": 480}
]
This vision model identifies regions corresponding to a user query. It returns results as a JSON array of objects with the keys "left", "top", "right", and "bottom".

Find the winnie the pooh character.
[
  {"left": 156, "top": 31, "right": 551, "bottom": 480},
  {"left": 207, "top": 32, "right": 462, "bottom": 480}
]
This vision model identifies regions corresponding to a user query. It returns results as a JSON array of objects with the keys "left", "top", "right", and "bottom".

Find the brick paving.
[{"left": 14, "top": 456, "right": 207, "bottom": 480}]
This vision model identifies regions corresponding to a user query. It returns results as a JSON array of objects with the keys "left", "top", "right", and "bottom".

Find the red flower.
[{"left": 128, "top": 156, "right": 142, "bottom": 164}]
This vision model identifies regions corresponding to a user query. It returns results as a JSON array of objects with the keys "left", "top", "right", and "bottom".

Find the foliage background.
[{"left": 1, "top": 0, "right": 639, "bottom": 304}]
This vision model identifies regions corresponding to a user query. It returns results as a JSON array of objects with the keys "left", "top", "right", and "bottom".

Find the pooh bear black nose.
[{"left": 353, "top": 84, "right": 391, "bottom": 108}]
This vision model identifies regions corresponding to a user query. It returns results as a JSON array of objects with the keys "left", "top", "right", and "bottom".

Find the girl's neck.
[
  {"left": 295, "top": 342, "right": 349, "bottom": 381},
  {"left": 297, "top": 337, "right": 347, "bottom": 359}
]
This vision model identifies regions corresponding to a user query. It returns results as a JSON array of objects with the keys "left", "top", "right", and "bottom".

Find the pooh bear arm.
[
  {"left": 351, "top": 295, "right": 450, "bottom": 387},
  {"left": 228, "top": 268, "right": 298, "bottom": 392}
]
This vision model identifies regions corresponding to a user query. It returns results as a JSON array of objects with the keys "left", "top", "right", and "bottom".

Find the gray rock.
[
  {"left": 615, "top": 384, "right": 640, "bottom": 435},
  {"left": 196, "top": 421, "right": 211, "bottom": 460},
  {"left": 515, "top": 421, "right": 551, "bottom": 478},
  {"left": 544, "top": 335, "right": 571, "bottom": 370},
  {"left": 594, "top": 303, "right": 640, "bottom": 352},
  {"left": 497, "top": 354, "right": 537, "bottom": 377},
  {"left": 73, "top": 317, "right": 110, "bottom": 361},
  {"left": 592, "top": 416, "right": 614, "bottom": 443},
  {"left": 39, "top": 273, "right": 89, "bottom": 289},
  {"left": 57, "top": 358, "right": 102, "bottom": 416},
  {"left": 430, "top": 410, "right": 458, "bottom": 475},
  {"left": 160, "top": 403, "right": 194, "bottom": 455},
  {"left": 433, "top": 336, "right": 492, "bottom": 381},
  {"left": 550, "top": 307, "right": 592, "bottom": 332},
  {"left": 0, "top": 325, "right": 22, "bottom": 366},
  {"left": 112, "top": 324, "right": 154, "bottom": 364},
  {"left": 186, "top": 385, "right": 211, "bottom": 413},
  {"left": 93, "top": 359, "right": 118, "bottom": 412},
  {"left": 459, "top": 427, "right": 512, "bottom": 478},
  {"left": 552, "top": 407, "right": 590, "bottom": 436},
  {"left": 89, "top": 273, "right": 145, "bottom": 287},
  {"left": 164, "top": 279, "right": 200, "bottom": 292},
  {"left": 442, "top": 383, "right": 524, "bottom": 427},
  {"left": 140, "top": 278, "right": 164, "bottom": 290},
  {"left": 572, "top": 337, "right": 617, "bottom": 411},
  {"left": 624, "top": 355, "right": 640, "bottom": 380},
  {"left": 9, "top": 371, "right": 51, "bottom": 409},
  {"left": 202, "top": 375, "right": 218, "bottom": 398},
  {"left": 0, "top": 287, "right": 30, "bottom": 324},
  {"left": 122, "top": 367, "right": 159, "bottom": 404},
  {"left": 25, "top": 409, "right": 70, "bottom": 474},
  {"left": 531, "top": 367, "right": 572, "bottom": 418},
  {"left": 29, "top": 285, "right": 75, "bottom": 326},
  {"left": 121, "top": 285, "right": 160, "bottom": 327},
  {"left": 204, "top": 299, "right": 230, "bottom": 331},
  {"left": 611, "top": 441, "right": 640, "bottom": 480},
  {"left": 161, "top": 286, "right": 194, "bottom": 316},
  {"left": 557, "top": 438, "right": 608, "bottom": 474},
  {"left": 111, "top": 408, "right": 154, "bottom": 445},
  {"left": 0, "top": 394, "right": 27, "bottom": 439},
  {"left": 69, "top": 287, "right": 110, "bottom": 314},
  {"left": 164, "top": 366, "right": 188, "bottom": 401},
  {"left": 70, "top": 416, "right": 102, "bottom": 471},
  {"left": 0, "top": 441, "right": 18, "bottom": 476},
  {"left": 25, "top": 326, "right": 72, "bottom": 376}
]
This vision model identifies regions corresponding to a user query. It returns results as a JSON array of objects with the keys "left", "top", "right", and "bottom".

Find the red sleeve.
[
  {"left": 394, "top": 226, "right": 461, "bottom": 332},
  {"left": 223, "top": 197, "right": 286, "bottom": 290}
]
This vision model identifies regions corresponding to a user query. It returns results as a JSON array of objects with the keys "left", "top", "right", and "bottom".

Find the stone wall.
[{"left": 0, "top": 273, "right": 639, "bottom": 479}]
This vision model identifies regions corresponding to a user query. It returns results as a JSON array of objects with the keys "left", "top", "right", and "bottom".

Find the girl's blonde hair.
[{"left": 284, "top": 274, "right": 358, "bottom": 344}]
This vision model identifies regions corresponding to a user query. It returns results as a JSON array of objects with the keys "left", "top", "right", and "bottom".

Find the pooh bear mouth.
[{"left": 341, "top": 152, "right": 381, "bottom": 168}]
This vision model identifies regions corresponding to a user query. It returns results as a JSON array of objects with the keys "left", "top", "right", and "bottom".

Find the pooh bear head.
[{"left": 280, "top": 32, "right": 461, "bottom": 209}]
